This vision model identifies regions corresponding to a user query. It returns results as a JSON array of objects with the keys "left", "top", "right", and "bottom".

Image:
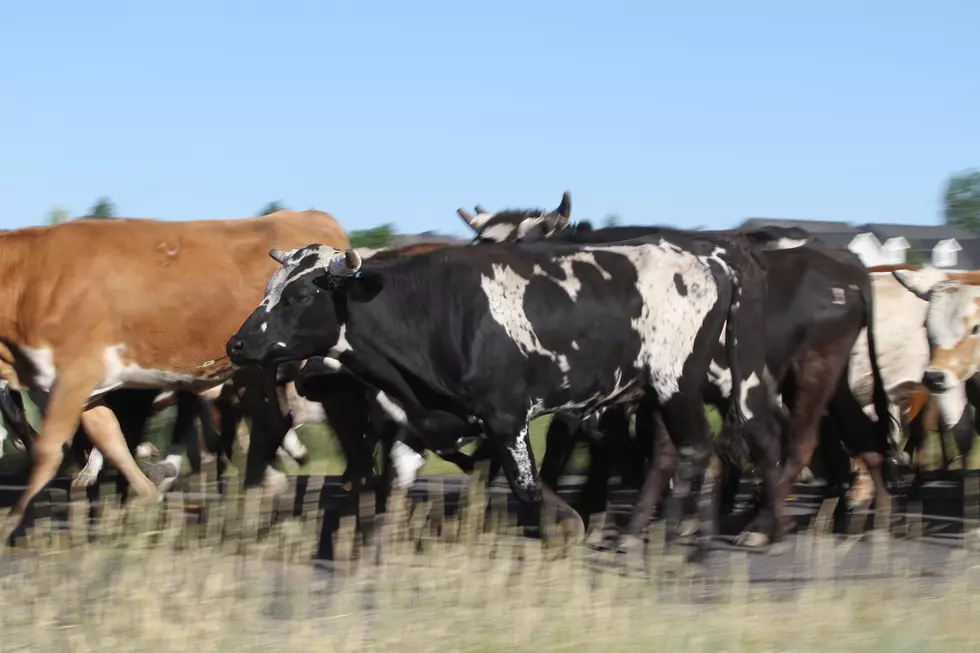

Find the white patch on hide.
[
  {"left": 330, "top": 323, "right": 353, "bottom": 355},
  {"left": 708, "top": 360, "right": 732, "bottom": 398},
  {"left": 582, "top": 241, "right": 720, "bottom": 401},
  {"left": 375, "top": 391, "right": 408, "bottom": 424},
  {"left": 19, "top": 345, "right": 57, "bottom": 392},
  {"left": 739, "top": 372, "right": 760, "bottom": 420}
]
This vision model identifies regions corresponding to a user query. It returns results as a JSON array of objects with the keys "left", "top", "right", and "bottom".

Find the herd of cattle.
[{"left": 2, "top": 194, "right": 980, "bottom": 559}]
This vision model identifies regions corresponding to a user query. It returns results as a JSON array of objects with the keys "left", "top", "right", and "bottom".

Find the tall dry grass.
[{"left": 0, "top": 463, "right": 977, "bottom": 652}]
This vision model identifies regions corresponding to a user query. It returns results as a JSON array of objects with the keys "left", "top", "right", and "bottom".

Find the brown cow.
[{"left": 0, "top": 210, "right": 349, "bottom": 543}]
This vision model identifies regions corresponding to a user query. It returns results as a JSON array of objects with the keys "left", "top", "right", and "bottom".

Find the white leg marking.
[
  {"left": 739, "top": 372, "right": 760, "bottom": 420},
  {"left": 281, "top": 427, "right": 308, "bottom": 460},
  {"left": 391, "top": 440, "right": 425, "bottom": 489},
  {"left": 73, "top": 448, "right": 105, "bottom": 488},
  {"left": 509, "top": 423, "right": 535, "bottom": 490}
]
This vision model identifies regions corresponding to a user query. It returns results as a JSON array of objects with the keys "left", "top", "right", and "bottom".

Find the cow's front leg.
[{"left": 487, "top": 414, "right": 584, "bottom": 542}]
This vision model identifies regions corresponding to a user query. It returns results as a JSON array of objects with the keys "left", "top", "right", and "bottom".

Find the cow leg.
[
  {"left": 1, "top": 371, "right": 136, "bottom": 543},
  {"left": 934, "top": 383, "right": 974, "bottom": 467},
  {"left": 658, "top": 390, "right": 716, "bottom": 560},
  {"left": 779, "top": 347, "right": 852, "bottom": 507},
  {"left": 611, "top": 403, "right": 677, "bottom": 548},
  {"left": 72, "top": 446, "right": 105, "bottom": 489},
  {"left": 538, "top": 415, "right": 579, "bottom": 500},
  {"left": 0, "top": 384, "right": 36, "bottom": 455},
  {"left": 576, "top": 408, "right": 631, "bottom": 529},
  {"left": 102, "top": 389, "right": 177, "bottom": 499},
  {"left": 486, "top": 414, "right": 583, "bottom": 541},
  {"left": 235, "top": 367, "right": 293, "bottom": 494}
]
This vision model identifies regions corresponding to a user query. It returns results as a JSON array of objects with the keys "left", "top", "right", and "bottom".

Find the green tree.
[
  {"left": 86, "top": 197, "right": 116, "bottom": 219},
  {"left": 944, "top": 170, "right": 980, "bottom": 234},
  {"left": 47, "top": 207, "right": 71, "bottom": 225},
  {"left": 348, "top": 224, "right": 395, "bottom": 249},
  {"left": 257, "top": 201, "right": 287, "bottom": 216}
]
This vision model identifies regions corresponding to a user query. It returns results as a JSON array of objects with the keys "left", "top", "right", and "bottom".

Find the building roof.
[
  {"left": 855, "top": 223, "right": 976, "bottom": 242},
  {"left": 740, "top": 218, "right": 858, "bottom": 234},
  {"left": 811, "top": 233, "right": 860, "bottom": 249}
]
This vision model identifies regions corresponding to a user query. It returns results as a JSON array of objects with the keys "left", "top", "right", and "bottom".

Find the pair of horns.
[{"left": 457, "top": 191, "right": 572, "bottom": 231}]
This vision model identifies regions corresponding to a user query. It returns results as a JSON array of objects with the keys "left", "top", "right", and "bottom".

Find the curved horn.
[
  {"left": 947, "top": 271, "right": 980, "bottom": 286},
  {"left": 892, "top": 270, "right": 933, "bottom": 301},
  {"left": 327, "top": 248, "right": 362, "bottom": 277},
  {"left": 269, "top": 249, "right": 289, "bottom": 264},
  {"left": 557, "top": 191, "right": 571, "bottom": 220},
  {"left": 474, "top": 204, "right": 487, "bottom": 215},
  {"left": 457, "top": 208, "right": 477, "bottom": 229}
]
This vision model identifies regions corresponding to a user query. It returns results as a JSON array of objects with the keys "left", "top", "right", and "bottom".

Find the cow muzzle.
[
  {"left": 226, "top": 335, "right": 253, "bottom": 365},
  {"left": 922, "top": 368, "right": 955, "bottom": 393}
]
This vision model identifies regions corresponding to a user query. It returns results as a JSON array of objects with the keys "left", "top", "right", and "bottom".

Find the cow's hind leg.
[
  {"left": 659, "top": 393, "right": 716, "bottom": 563},
  {"left": 607, "top": 398, "right": 677, "bottom": 550}
]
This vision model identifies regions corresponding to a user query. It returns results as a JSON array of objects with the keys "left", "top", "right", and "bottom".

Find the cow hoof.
[
  {"left": 11, "top": 438, "right": 25, "bottom": 452},
  {"left": 734, "top": 531, "right": 770, "bottom": 549},
  {"left": 134, "top": 442, "right": 160, "bottom": 459},
  {"left": 677, "top": 517, "right": 701, "bottom": 538},
  {"left": 798, "top": 466, "right": 815, "bottom": 484},
  {"left": 137, "top": 460, "right": 180, "bottom": 493},
  {"left": 559, "top": 515, "right": 586, "bottom": 545},
  {"left": 72, "top": 472, "right": 98, "bottom": 490},
  {"left": 262, "top": 467, "right": 289, "bottom": 497},
  {"left": 292, "top": 448, "right": 309, "bottom": 468}
]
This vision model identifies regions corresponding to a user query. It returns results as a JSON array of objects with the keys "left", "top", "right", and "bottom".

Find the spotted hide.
[
  {"left": 458, "top": 197, "right": 896, "bottom": 549},
  {"left": 227, "top": 237, "right": 761, "bottom": 550}
]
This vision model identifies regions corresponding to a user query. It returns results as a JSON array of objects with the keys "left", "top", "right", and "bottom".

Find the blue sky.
[{"left": 2, "top": 0, "right": 978, "bottom": 237}]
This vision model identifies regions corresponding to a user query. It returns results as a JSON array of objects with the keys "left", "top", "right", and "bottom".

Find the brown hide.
[
  {"left": 0, "top": 210, "right": 349, "bottom": 540},
  {"left": 0, "top": 210, "right": 349, "bottom": 393}
]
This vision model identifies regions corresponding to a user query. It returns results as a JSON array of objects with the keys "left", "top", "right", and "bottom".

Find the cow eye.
[{"left": 972, "top": 325, "right": 980, "bottom": 336}]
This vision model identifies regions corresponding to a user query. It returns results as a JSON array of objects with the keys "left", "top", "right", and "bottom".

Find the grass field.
[{"left": 1, "top": 468, "right": 978, "bottom": 652}]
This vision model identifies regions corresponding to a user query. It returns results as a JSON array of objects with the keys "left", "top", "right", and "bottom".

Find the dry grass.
[{"left": 1, "top": 463, "right": 979, "bottom": 653}]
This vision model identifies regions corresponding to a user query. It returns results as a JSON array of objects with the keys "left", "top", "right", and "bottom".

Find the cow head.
[
  {"left": 893, "top": 270, "right": 980, "bottom": 392},
  {"left": 457, "top": 191, "right": 572, "bottom": 243},
  {"left": 893, "top": 268, "right": 980, "bottom": 455},
  {"left": 227, "top": 245, "right": 369, "bottom": 366}
]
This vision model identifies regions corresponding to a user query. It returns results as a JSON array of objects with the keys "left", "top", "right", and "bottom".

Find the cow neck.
[{"left": 330, "top": 274, "right": 463, "bottom": 408}]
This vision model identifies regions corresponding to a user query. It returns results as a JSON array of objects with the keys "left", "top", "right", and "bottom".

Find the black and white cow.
[
  {"left": 226, "top": 235, "right": 774, "bottom": 552},
  {"left": 457, "top": 195, "right": 897, "bottom": 548}
]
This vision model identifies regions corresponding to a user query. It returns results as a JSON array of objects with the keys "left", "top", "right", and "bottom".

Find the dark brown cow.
[{"left": 0, "top": 210, "right": 349, "bottom": 542}]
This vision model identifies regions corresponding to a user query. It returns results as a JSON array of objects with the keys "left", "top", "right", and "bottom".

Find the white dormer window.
[
  {"left": 932, "top": 239, "right": 961, "bottom": 268},
  {"left": 883, "top": 236, "right": 910, "bottom": 251}
]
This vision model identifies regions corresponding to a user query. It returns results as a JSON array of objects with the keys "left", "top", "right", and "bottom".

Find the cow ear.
[
  {"left": 347, "top": 272, "right": 384, "bottom": 303},
  {"left": 892, "top": 270, "right": 934, "bottom": 301}
]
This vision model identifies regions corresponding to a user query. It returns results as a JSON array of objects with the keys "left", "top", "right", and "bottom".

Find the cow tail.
[
  {"left": 724, "top": 276, "right": 746, "bottom": 427},
  {"left": 861, "top": 275, "right": 897, "bottom": 451},
  {"left": 715, "top": 270, "right": 751, "bottom": 468}
]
